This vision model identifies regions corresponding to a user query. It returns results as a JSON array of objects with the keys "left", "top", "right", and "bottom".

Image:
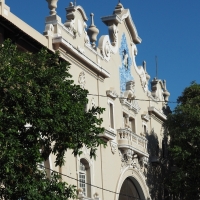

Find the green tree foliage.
[
  {"left": 165, "top": 82, "right": 200, "bottom": 199},
  {"left": 0, "top": 40, "right": 106, "bottom": 199}
]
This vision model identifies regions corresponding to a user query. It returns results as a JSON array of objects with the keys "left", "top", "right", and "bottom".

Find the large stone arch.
[{"left": 115, "top": 167, "right": 151, "bottom": 200}]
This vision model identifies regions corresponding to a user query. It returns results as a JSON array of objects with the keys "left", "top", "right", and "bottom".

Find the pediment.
[
  {"left": 101, "top": 3, "right": 141, "bottom": 44},
  {"left": 76, "top": 5, "right": 88, "bottom": 22}
]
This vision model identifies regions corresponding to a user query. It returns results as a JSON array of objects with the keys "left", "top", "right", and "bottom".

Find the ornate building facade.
[{"left": 0, "top": 0, "right": 171, "bottom": 199}]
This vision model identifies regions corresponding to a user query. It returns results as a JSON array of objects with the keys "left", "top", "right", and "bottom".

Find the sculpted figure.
[{"left": 123, "top": 49, "right": 129, "bottom": 70}]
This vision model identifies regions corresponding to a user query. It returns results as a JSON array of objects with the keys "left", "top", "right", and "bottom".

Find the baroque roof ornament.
[
  {"left": 46, "top": 0, "right": 58, "bottom": 16},
  {"left": 87, "top": 13, "right": 99, "bottom": 48},
  {"left": 64, "top": 2, "right": 76, "bottom": 31}
]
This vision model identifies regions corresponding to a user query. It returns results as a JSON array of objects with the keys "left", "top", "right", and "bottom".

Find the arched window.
[
  {"left": 119, "top": 177, "right": 140, "bottom": 200},
  {"left": 79, "top": 159, "right": 91, "bottom": 197}
]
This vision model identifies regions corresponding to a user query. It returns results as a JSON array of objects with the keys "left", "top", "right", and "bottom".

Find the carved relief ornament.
[
  {"left": 120, "top": 149, "right": 141, "bottom": 171},
  {"left": 90, "top": 98, "right": 96, "bottom": 109},
  {"left": 78, "top": 71, "right": 86, "bottom": 89},
  {"left": 98, "top": 24, "right": 119, "bottom": 61},
  {"left": 119, "top": 149, "right": 148, "bottom": 171},
  {"left": 110, "top": 142, "right": 117, "bottom": 154}
]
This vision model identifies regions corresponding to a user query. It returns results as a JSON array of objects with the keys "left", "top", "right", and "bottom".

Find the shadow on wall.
[{"left": 146, "top": 129, "right": 170, "bottom": 200}]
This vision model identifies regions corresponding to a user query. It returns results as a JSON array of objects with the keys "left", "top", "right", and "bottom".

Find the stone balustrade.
[
  {"left": 117, "top": 128, "right": 148, "bottom": 157},
  {"left": 78, "top": 197, "right": 97, "bottom": 200},
  {"left": 77, "top": 189, "right": 101, "bottom": 200}
]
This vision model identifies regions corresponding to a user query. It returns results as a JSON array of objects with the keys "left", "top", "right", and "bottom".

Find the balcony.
[
  {"left": 99, "top": 129, "right": 116, "bottom": 141},
  {"left": 117, "top": 128, "right": 148, "bottom": 157}
]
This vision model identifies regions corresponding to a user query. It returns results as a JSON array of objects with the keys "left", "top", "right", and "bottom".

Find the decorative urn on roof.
[
  {"left": 87, "top": 13, "right": 99, "bottom": 48},
  {"left": 143, "top": 61, "right": 150, "bottom": 82},
  {"left": 113, "top": 2, "right": 124, "bottom": 14},
  {"left": 46, "top": 0, "right": 58, "bottom": 15},
  {"left": 163, "top": 80, "right": 170, "bottom": 101}
]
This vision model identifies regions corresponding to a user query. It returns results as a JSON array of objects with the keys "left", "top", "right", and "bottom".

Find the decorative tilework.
[{"left": 119, "top": 33, "right": 134, "bottom": 92}]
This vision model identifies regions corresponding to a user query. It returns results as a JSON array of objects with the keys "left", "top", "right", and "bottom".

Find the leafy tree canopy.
[
  {"left": 0, "top": 40, "right": 106, "bottom": 199},
  {"left": 165, "top": 82, "right": 200, "bottom": 199}
]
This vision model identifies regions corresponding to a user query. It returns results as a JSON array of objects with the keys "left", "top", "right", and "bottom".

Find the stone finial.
[
  {"left": 87, "top": 13, "right": 99, "bottom": 48},
  {"left": 143, "top": 61, "right": 146, "bottom": 72},
  {"left": 163, "top": 79, "right": 167, "bottom": 90},
  {"left": 163, "top": 80, "right": 170, "bottom": 102},
  {"left": 151, "top": 77, "right": 159, "bottom": 98},
  {"left": 94, "top": 192, "right": 99, "bottom": 198},
  {"left": 90, "top": 13, "right": 95, "bottom": 26},
  {"left": 69, "top": 2, "right": 73, "bottom": 7},
  {"left": 64, "top": 2, "right": 76, "bottom": 30},
  {"left": 113, "top": 2, "right": 124, "bottom": 14},
  {"left": 143, "top": 61, "right": 150, "bottom": 82},
  {"left": 46, "top": 0, "right": 58, "bottom": 16}
]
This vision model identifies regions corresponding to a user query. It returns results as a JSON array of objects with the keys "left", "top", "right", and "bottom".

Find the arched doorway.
[{"left": 119, "top": 177, "right": 141, "bottom": 200}]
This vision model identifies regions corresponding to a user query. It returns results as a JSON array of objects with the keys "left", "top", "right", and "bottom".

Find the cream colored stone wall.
[{"left": 0, "top": 1, "right": 171, "bottom": 199}]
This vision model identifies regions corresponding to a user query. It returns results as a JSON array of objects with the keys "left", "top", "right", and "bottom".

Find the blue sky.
[{"left": 6, "top": 0, "right": 200, "bottom": 110}]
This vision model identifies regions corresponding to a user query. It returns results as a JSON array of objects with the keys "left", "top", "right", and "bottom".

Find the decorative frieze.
[{"left": 119, "top": 149, "right": 148, "bottom": 171}]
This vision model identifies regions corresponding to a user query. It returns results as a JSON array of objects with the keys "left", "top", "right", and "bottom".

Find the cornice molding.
[
  {"left": 148, "top": 106, "right": 166, "bottom": 121},
  {"left": 53, "top": 36, "right": 110, "bottom": 78}
]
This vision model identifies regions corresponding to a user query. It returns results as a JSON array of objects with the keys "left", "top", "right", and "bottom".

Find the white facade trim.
[{"left": 53, "top": 37, "right": 110, "bottom": 78}]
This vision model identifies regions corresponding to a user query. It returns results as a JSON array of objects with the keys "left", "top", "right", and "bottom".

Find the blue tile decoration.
[{"left": 119, "top": 33, "right": 133, "bottom": 92}]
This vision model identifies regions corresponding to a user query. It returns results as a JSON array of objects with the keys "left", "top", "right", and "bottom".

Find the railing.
[
  {"left": 77, "top": 195, "right": 100, "bottom": 200},
  {"left": 117, "top": 128, "right": 148, "bottom": 156},
  {"left": 77, "top": 190, "right": 100, "bottom": 200}
]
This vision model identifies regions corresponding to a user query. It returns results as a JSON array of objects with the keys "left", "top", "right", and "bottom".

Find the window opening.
[
  {"left": 129, "top": 118, "right": 136, "bottom": 133},
  {"left": 143, "top": 125, "right": 146, "bottom": 135},
  {"left": 109, "top": 103, "right": 114, "bottom": 129},
  {"left": 119, "top": 177, "right": 141, "bottom": 200},
  {"left": 123, "top": 113, "right": 128, "bottom": 128},
  {"left": 79, "top": 161, "right": 87, "bottom": 196}
]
